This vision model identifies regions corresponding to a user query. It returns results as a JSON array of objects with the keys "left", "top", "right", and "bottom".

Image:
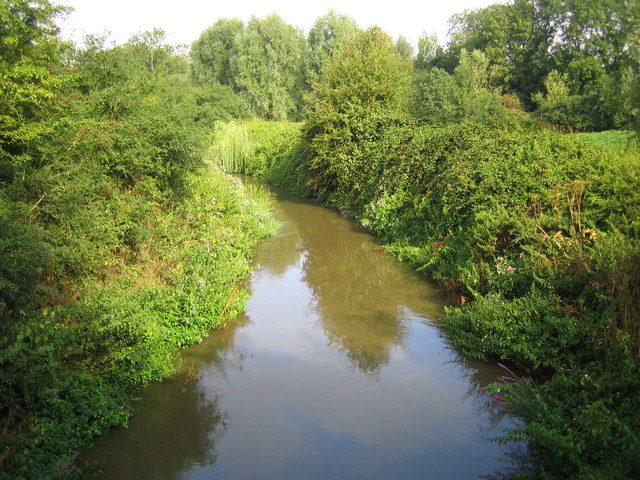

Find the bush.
[
  {"left": 442, "top": 289, "right": 582, "bottom": 372},
  {"left": 0, "top": 168, "right": 278, "bottom": 478},
  {"left": 535, "top": 94, "right": 611, "bottom": 131}
]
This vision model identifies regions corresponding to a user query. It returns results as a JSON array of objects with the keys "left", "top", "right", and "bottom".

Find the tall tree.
[
  {"left": 394, "top": 36, "right": 414, "bottom": 61},
  {"left": 415, "top": 32, "right": 442, "bottom": 71},
  {"left": 305, "top": 27, "right": 412, "bottom": 201},
  {"left": 448, "top": 0, "right": 548, "bottom": 98},
  {"left": 230, "top": 14, "right": 306, "bottom": 120},
  {"left": 189, "top": 18, "right": 244, "bottom": 86},
  {"left": 447, "top": 0, "right": 635, "bottom": 104},
  {"left": 305, "top": 10, "right": 360, "bottom": 87}
]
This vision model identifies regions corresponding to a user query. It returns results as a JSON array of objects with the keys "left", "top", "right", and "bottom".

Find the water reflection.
[
  {"left": 83, "top": 329, "right": 239, "bottom": 478},
  {"left": 284, "top": 195, "right": 442, "bottom": 375},
  {"left": 84, "top": 180, "right": 513, "bottom": 480}
]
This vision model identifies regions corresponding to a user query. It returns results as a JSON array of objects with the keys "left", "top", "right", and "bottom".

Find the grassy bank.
[{"left": 213, "top": 118, "right": 640, "bottom": 479}]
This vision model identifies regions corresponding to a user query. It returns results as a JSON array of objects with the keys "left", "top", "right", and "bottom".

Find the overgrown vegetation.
[
  {"left": 0, "top": 2, "right": 277, "bottom": 478},
  {"left": 213, "top": 21, "right": 640, "bottom": 478},
  {"left": 3, "top": 0, "right": 640, "bottom": 477}
]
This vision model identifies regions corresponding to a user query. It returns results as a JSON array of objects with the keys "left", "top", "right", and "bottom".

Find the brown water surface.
[{"left": 84, "top": 181, "right": 513, "bottom": 479}]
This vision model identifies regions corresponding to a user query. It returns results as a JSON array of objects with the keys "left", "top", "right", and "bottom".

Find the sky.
[{"left": 55, "top": 0, "right": 502, "bottom": 50}]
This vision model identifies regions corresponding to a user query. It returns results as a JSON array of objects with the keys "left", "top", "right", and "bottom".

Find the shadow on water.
[
  {"left": 83, "top": 178, "right": 516, "bottom": 480},
  {"left": 82, "top": 322, "right": 251, "bottom": 478}
]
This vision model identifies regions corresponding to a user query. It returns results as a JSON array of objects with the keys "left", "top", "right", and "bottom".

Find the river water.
[{"left": 84, "top": 181, "right": 513, "bottom": 479}]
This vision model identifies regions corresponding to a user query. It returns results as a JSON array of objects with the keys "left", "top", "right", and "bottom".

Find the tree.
[
  {"left": 305, "top": 10, "right": 360, "bottom": 87},
  {"left": 531, "top": 70, "right": 570, "bottom": 107},
  {"left": 537, "top": 0, "right": 632, "bottom": 76},
  {"left": 0, "top": 0, "right": 67, "bottom": 65},
  {"left": 447, "top": 0, "right": 548, "bottom": 99},
  {"left": 305, "top": 27, "right": 412, "bottom": 201},
  {"left": 189, "top": 18, "right": 244, "bottom": 86},
  {"left": 447, "top": 0, "right": 635, "bottom": 107},
  {"left": 0, "top": 0, "right": 68, "bottom": 183},
  {"left": 230, "top": 14, "right": 306, "bottom": 120},
  {"left": 394, "top": 36, "right": 414, "bottom": 61},
  {"left": 411, "top": 49, "right": 507, "bottom": 124},
  {"left": 415, "top": 32, "right": 442, "bottom": 71},
  {"left": 411, "top": 67, "right": 457, "bottom": 122}
]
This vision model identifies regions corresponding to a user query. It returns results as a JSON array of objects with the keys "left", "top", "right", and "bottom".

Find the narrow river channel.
[{"left": 84, "top": 180, "right": 514, "bottom": 479}]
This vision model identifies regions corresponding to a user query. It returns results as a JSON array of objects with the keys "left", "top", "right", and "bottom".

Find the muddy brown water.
[{"left": 83, "top": 181, "right": 514, "bottom": 479}]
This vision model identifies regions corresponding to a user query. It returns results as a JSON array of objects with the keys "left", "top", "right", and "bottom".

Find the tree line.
[{"left": 190, "top": 1, "right": 639, "bottom": 133}]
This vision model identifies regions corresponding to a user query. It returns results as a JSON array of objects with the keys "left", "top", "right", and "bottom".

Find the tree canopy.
[{"left": 230, "top": 14, "right": 306, "bottom": 120}]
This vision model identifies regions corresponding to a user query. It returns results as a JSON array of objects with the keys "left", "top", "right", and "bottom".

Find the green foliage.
[
  {"left": 410, "top": 67, "right": 457, "bottom": 122},
  {"left": 230, "top": 14, "right": 307, "bottom": 120},
  {"left": 208, "top": 121, "right": 253, "bottom": 173},
  {"left": 448, "top": 0, "right": 546, "bottom": 98},
  {"left": 0, "top": 169, "right": 278, "bottom": 478},
  {"left": 531, "top": 70, "right": 570, "bottom": 107},
  {"left": 305, "top": 10, "right": 360, "bottom": 88},
  {"left": 243, "top": 121, "right": 310, "bottom": 194},
  {"left": 411, "top": 50, "right": 508, "bottom": 124},
  {"left": 211, "top": 120, "right": 310, "bottom": 196},
  {"left": 190, "top": 18, "right": 244, "bottom": 86},
  {"left": 0, "top": 197, "right": 49, "bottom": 315},
  {"left": 0, "top": 0, "right": 68, "bottom": 66},
  {"left": 492, "top": 363, "right": 640, "bottom": 479},
  {"left": 443, "top": 289, "right": 581, "bottom": 372},
  {"left": 394, "top": 36, "right": 414, "bottom": 61},
  {"left": 304, "top": 27, "right": 412, "bottom": 202},
  {"left": 535, "top": 94, "right": 611, "bottom": 131},
  {"left": 0, "top": 4, "right": 279, "bottom": 476},
  {"left": 414, "top": 32, "right": 442, "bottom": 71},
  {"left": 446, "top": 0, "right": 637, "bottom": 124}
]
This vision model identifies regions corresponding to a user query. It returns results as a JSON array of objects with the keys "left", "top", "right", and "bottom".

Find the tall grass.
[
  {"left": 208, "top": 121, "right": 253, "bottom": 173},
  {"left": 577, "top": 130, "right": 638, "bottom": 152}
]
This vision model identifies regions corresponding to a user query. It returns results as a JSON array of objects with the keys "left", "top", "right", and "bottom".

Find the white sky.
[{"left": 55, "top": 0, "right": 502, "bottom": 50}]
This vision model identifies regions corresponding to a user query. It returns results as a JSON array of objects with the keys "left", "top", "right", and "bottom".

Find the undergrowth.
[
  {"left": 229, "top": 117, "right": 640, "bottom": 479},
  {"left": 0, "top": 169, "right": 278, "bottom": 479}
]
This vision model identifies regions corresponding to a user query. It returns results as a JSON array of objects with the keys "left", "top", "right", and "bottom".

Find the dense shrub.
[
  {"left": 0, "top": 6, "right": 278, "bottom": 476},
  {"left": 535, "top": 94, "right": 611, "bottom": 131},
  {"left": 0, "top": 168, "right": 278, "bottom": 479}
]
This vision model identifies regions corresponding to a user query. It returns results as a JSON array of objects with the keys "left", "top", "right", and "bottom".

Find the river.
[{"left": 83, "top": 180, "right": 514, "bottom": 479}]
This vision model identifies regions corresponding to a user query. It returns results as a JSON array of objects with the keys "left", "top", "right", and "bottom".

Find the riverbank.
[
  {"left": 0, "top": 167, "right": 278, "bottom": 479},
  {"left": 83, "top": 178, "right": 512, "bottom": 480},
  {"left": 214, "top": 118, "right": 640, "bottom": 479}
]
